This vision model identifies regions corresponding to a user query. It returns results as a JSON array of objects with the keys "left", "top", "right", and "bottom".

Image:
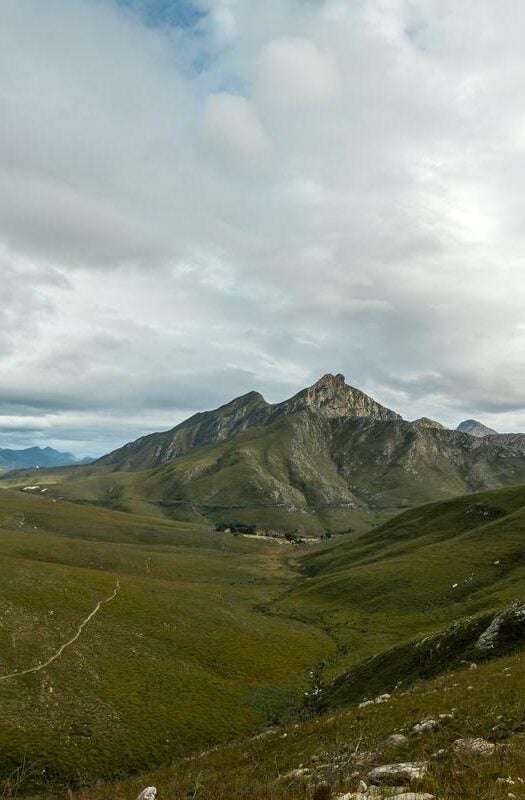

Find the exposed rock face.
[
  {"left": 457, "top": 419, "right": 498, "bottom": 437},
  {"left": 319, "top": 598, "right": 525, "bottom": 711},
  {"left": 275, "top": 374, "right": 401, "bottom": 423},
  {"left": 97, "top": 374, "right": 400, "bottom": 470},
  {"left": 36, "top": 375, "right": 525, "bottom": 532},
  {"left": 475, "top": 602, "right": 525, "bottom": 651}
]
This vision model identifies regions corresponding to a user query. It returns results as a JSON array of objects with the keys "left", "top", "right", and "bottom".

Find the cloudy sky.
[{"left": 2, "top": 0, "right": 525, "bottom": 456}]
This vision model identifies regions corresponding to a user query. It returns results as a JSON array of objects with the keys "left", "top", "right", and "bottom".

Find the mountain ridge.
[
  {"left": 97, "top": 373, "right": 400, "bottom": 472},
  {"left": 5, "top": 375, "right": 525, "bottom": 535},
  {"left": 0, "top": 446, "right": 91, "bottom": 470}
]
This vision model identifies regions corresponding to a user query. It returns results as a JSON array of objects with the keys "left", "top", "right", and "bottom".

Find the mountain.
[
  {"left": 7, "top": 374, "right": 525, "bottom": 536},
  {"left": 457, "top": 419, "right": 498, "bottom": 437},
  {"left": 0, "top": 446, "right": 89, "bottom": 470},
  {"left": 97, "top": 373, "right": 400, "bottom": 471}
]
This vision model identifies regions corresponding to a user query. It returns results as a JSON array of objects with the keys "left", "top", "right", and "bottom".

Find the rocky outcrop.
[
  {"left": 25, "top": 377, "right": 525, "bottom": 533},
  {"left": 475, "top": 602, "right": 525, "bottom": 652},
  {"left": 273, "top": 374, "right": 401, "bottom": 423},
  {"left": 318, "top": 600, "right": 525, "bottom": 711}
]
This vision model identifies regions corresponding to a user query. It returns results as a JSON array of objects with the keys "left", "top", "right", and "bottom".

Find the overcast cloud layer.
[{"left": 1, "top": 0, "right": 525, "bottom": 456}]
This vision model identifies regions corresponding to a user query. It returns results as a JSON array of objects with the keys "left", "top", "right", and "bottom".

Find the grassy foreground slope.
[
  {"left": 65, "top": 485, "right": 525, "bottom": 800},
  {"left": 0, "top": 491, "right": 333, "bottom": 794},
  {"left": 73, "top": 648, "right": 525, "bottom": 800},
  {"left": 272, "top": 484, "right": 525, "bottom": 678}
]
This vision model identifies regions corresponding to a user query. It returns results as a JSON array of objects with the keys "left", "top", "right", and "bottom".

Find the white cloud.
[
  {"left": 202, "top": 93, "right": 270, "bottom": 164},
  {"left": 257, "top": 36, "right": 341, "bottom": 106},
  {"left": 1, "top": 0, "right": 525, "bottom": 453}
]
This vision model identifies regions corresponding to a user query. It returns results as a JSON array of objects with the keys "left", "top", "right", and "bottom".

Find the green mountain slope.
[
  {"left": 272, "top": 484, "right": 525, "bottom": 682},
  {"left": 11, "top": 409, "right": 525, "bottom": 536},
  {"left": 7, "top": 374, "right": 525, "bottom": 536},
  {"left": 71, "top": 648, "right": 525, "bottom": 800}
]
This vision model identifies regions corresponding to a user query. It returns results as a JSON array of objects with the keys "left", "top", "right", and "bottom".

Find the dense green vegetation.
[
  {"left": 72, "top": 649, "right": 525, "bottom": 800},
  {"left": 272, "top": 485, "right": 525, "bottom": 680},
  {"left": 1, "top": 480, "right": 524, "bottom": 798},
  {"left": 0, "top": 490, "right": 332, "bottom": 794}
]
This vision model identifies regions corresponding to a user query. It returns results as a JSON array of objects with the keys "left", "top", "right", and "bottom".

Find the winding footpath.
[{"left": 0, "top": 577, "right": 120, "bottom": 682}]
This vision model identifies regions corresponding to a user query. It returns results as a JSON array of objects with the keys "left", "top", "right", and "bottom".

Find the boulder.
[
  {"left": 284, "top": 767, "right": 311, "bottom": 780},
  {"left": 394, "top": 795, "right": 435, "bottom": 800},
  {"left": 367, "top": 762, "right": 428, "bottom": 786},
  {"left": 453, "top": 738, "right": 495, "bottom": 756},
  {"left": 137, "top": 789, "right": 157, "bottom": 800},
  {"left": 412, "top": 719, "right": 438, "bottom": 735},
  {"left": 383, "top": 734, "right": 409, "bottom": 748},
  {"left": 359, "top": 694, "right": 391, "bottom": 708}
]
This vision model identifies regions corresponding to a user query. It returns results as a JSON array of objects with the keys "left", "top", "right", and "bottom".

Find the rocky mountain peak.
[
  {"left": 457, "top": 419, "right": 498, "bottom": 438},
  {"left": 276, "top": 374, "right": 401, "bottom": 421},
  {"left": 97, "top": 372, "right": 401, "bottom": 470},
  {"left": 314, "top": 373, "right": 346, "bottom": 389}
]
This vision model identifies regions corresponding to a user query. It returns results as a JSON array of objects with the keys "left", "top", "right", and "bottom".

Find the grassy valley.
[
  {"left": 0, "top": 490, "right": 333, "bottom": 795},
  {"left": 272, "top": 484, "right": 525, "bottom": 681},
  {"left": 0, "top": 480, "right": 524, "bottom": 797}
]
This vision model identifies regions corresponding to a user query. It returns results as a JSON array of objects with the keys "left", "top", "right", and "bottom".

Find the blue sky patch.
[{"left": 114, "top": 0, "right": 204, "bottom": 29}]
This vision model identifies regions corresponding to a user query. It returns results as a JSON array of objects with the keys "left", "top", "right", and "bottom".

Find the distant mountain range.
[
  {"left": 0, "top": 446, "right": 93, "bottom": 471},
  {"left": 5, "top": 374, "right": 525, "bottom": 534}
]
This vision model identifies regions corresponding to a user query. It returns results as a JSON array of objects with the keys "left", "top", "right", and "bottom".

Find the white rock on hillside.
[
  {"left": 368, "top": 762, "right": 428, "bottom": 786},
  {"left": 283, "top": 767, "right": 310, "bottom": 780},
  {"left": 394, "top": 794, "right": 435, "bottom": 800},
  {"left": 412, "top": 719, "right": 438, "bottom": 735},
  {"left": 137, "top": 789, "right": 157, "bottom": 800},
  {"left": 359, "top": 693, "right": 391, "bottom": 708},
  {"left": 383, "top": 734, "right": 409, "bottom": 747},
  {"left": 453, "top": 738, "right": 495, "bottom": 756}
]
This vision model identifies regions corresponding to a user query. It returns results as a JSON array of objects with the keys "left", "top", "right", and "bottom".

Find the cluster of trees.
[{"left": 214, "top": 522, "right": 257, "bottom": 534}]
